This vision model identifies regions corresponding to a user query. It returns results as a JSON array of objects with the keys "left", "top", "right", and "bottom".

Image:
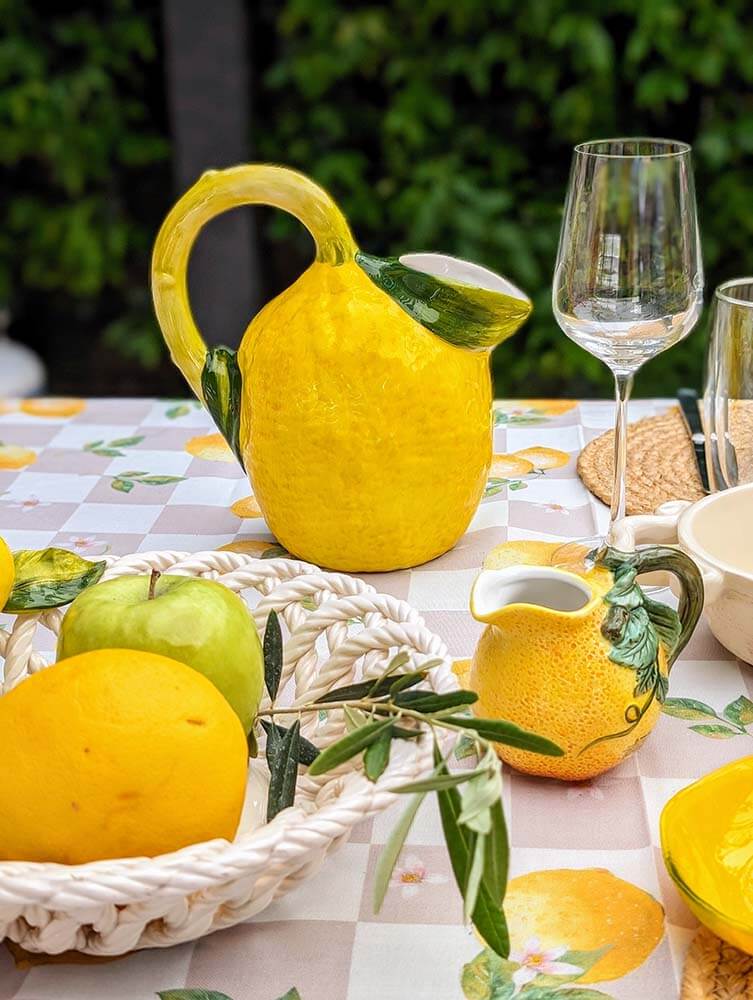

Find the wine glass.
[
  {"left": 552, "top": 138, "right": 703, "bottom": 569},
  {"left": 705, "top": 278, "right": 753, "bottom": 490}
]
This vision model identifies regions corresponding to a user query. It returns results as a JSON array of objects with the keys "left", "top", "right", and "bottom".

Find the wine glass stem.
[{"left": 608, "top": 371, "right": 634, "bottom": 542}]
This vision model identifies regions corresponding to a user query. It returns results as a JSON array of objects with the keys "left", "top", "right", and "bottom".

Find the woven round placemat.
[
  {"left": 682, "top": 926, "right": 753, "bottom": 999},
  {"left": 578, "top": 403, "right": 753, "bottom": 515}
]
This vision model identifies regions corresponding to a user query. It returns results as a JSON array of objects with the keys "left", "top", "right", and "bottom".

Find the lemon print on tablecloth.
[
  {"left": 185, "top": 433, "right": 235, "bottom": 463},
  {"left": 0, "top": 444, "right": 36, "bottom": 469},
  {"left": 505, "top": 869, "right": 665, "bottom": 983},
  {"left": 517, "top": 399, "right": 578, "bottom": 417},
  {"left": 20, "top": 397, "right": 85, "bottom": 418},
  {"left": 218, "top": 539, "right": 290, "bottom": 559},
  {"left": 490, "top": 454, "right": 535, "bottom": 478},
  {"left": 231, "top": 495, "right": 264, "bottom": 519},
  {"left": 485, "top": 448, "right": 569, "bottom": 499},
  {"left": 513, "top": 446, "right": 570, "bottom": 471},
  {"left": 494, "top": 400, "right": 578, "bottom": 426}
]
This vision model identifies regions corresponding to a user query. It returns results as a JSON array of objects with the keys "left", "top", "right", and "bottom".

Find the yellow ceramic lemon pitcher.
[
  {"left": 151, "top": 165, "right": 532, "bottom": 571},
  {"left": 469, "top": 542, "right": 703, "bottom": 781}
]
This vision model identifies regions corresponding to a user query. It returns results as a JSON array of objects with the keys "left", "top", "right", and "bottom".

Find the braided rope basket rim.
[{"left": 0, "top": 549, "right": 457, "bottom": 955}]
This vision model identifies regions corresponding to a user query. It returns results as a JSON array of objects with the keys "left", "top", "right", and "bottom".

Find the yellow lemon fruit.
[
  {"left": 490, "top": 454, "right": 534, "bottom": 478},
  {"left": 0, "top": 444, "right": 36, "bottom": 469},
  {"left": 231, "top": 495, "right": 264, "bottom": 519},
  {"left": 20, "top": 397, "right": 85, "bottom": 418},
  {"left": 471, "top": 541, "right": 662, "bottom": 780},
  {"left": 0, "top": 536, "right": 13, "bottom": 609},
  {"left": 0, "top": 649, "right": 248, "bottom": 864},
  {"left": 185, "top": 433, "right": 235, "bottom": 463},
  {"left": 505, "top": 869, "right": 665, "bottom": 983},
  {"left": 513, "top": 446, "right": 570, "bottom": 470}
]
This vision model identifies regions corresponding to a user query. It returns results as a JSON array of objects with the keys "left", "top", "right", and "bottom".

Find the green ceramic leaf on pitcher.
[
  {"left": 4, "top": 548, "right": 106, "bottom": 613},
  {"left": 355, "top": 252, "right": 532, "bottom": 351},
  {"left": 201, "top": 346, "right": 245, "bottom": 470}
]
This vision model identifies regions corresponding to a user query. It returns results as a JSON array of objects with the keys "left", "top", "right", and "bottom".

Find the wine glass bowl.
[
  {"left": 552, "top": 138, "right": 703, "bottom": 565},
  {"left": 554, "top": 138, "right": 703, "bottom": 378}
]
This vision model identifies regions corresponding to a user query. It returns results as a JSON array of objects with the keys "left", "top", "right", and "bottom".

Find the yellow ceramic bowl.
[{"left": 661, "top": 756, "right": 753, "bottom": 954}]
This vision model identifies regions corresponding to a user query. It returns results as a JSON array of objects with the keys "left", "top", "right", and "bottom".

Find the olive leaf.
[
  {"left": 315, "top": 671, "right": 427, "bottom": 704},
  {"left": 364, "top": 726, "right": 393, "bottom": 781},
  {"left": 437, "top": 773, "right": 509, "bottom": 958},
  {"left": 393, "top": 689, "right": 479, "bottom": 712},
  {"left": 263, "top": 609, "right": 284, "bottom": 701},
  {"left": 260, "top": 718, "right": 319, "bottom": 766},
  {"left": 4, "top": 548, "right": 106, "bottom": 613},
  {"left": 373, "top": 789, "right": 428, "bottom": 911},
  {"left": 266, "top": 719, "right": 300, "bottom": 820},
  {"left": 464, "top": 830, "right": 487, "bottom": 921},
  {"left": 274, "top": 992, "right": 302, "bottom": 1000},
  {"left": 307, "top": 719, "right": 393, "bottom": 776},
  {"left": 442, "top": 715, "right": 564, "bottom": 756}
]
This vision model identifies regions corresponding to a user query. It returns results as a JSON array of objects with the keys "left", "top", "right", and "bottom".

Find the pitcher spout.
[{"left": 470, "top": 566, "right": 596, "bottom": 626}]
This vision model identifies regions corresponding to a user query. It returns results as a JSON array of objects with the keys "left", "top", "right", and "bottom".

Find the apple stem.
[{"left": 148, "top": 568, "right": 160, "bottom": 600}]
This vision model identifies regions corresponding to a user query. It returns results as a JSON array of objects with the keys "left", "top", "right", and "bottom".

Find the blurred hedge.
[
  {"left": 0, "top": 0, "right": 169, "bottom": 372},
  {"left": 3, "top": 0, "right": 753, "bottom": 395},
  {"left": 257, "top": 0, "right": 753, "bottom": 396}
]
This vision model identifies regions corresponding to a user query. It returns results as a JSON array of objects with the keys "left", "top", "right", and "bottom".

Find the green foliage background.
[{"left": 3, "top": 0, "right": 753, "bottom": 395}]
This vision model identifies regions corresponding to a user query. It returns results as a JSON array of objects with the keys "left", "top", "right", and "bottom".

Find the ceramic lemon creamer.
[
  {"left": 469, "top": 541, "right": 703, "bottom": 780},
  {"left": 151, "top": 165, "right": 532, "bottom": 571}
]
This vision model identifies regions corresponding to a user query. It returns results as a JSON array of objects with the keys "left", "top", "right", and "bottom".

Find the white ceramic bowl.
[
  {"left": 613, "top": 484, "right": 753, "bottom": 663},
  {"left": 0, "top": 549, "right": 455, "bottom": 956}
]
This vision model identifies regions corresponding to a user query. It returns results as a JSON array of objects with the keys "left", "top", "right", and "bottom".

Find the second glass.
[{"left": 553, "top": 137, "right": 704, "bottom": 565}]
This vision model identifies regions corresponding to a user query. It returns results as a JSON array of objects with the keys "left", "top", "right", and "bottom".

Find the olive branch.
[{"left": 250, "top": 611, "right": 563, "bottom": 959}]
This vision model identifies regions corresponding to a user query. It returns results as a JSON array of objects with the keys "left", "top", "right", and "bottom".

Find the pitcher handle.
[
  {"left": 611, "top": 503, "right": 716, "bottom": 668},
  {"left": 151, "top": 165, "right": 357, "bottom": 464},
  {"left": 624, "top": 544, "right": 704, "bottom": 669}
]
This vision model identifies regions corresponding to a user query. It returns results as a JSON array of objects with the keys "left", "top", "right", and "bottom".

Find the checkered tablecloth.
[{"left": 0, "top": 397, "right": 742, "bottom": 1000}]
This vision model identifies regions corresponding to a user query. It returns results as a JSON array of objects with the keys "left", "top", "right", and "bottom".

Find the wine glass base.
[
  {"left": 550, "top": 537, "right": 672, "bottom": 595},
  {"left": 549, "top": 537, "right": 606, "bottom": 575}
]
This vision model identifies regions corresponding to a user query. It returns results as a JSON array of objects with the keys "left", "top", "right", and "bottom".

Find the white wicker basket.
[{"left": 0, "top": 549, "right": 456, "bottom": 956}]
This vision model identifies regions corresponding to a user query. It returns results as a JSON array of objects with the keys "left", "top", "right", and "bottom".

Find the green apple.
[{"left": 57, "top": 572, "right": 264, "bottom": 732}]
